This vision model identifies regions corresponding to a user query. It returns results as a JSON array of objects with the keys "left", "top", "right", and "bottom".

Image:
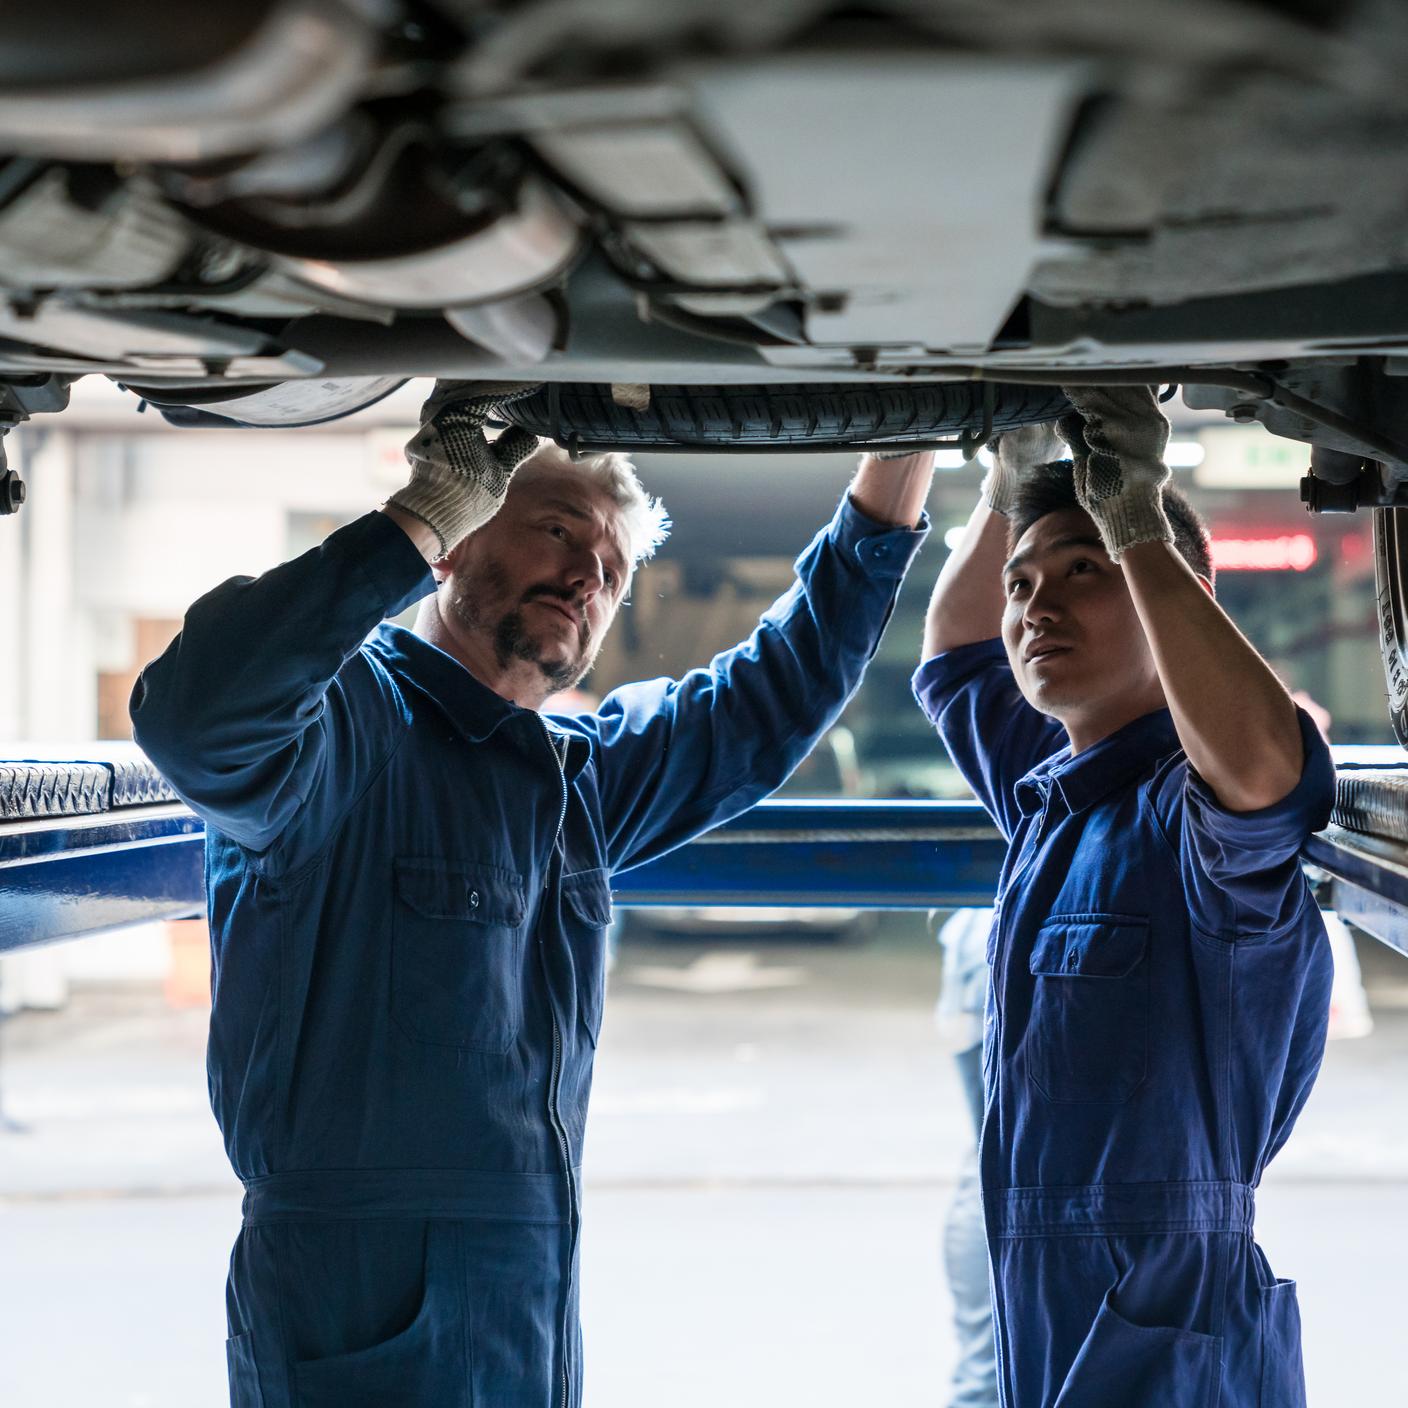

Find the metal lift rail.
[{"left": 3, "top": 753, "right": 1408, "bottom": 958}]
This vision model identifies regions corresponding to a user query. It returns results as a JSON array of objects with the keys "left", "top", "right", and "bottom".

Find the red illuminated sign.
[{"left": 1210, "top": 534, "right": 1318, "bottom": 572}]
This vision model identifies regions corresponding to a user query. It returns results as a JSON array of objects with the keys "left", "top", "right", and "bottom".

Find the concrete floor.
[{"left": 2, "top": 918, "right": 1406, "bottom": 1406}]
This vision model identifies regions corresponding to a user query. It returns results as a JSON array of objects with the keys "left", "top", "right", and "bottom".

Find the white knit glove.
[
  {"left": 1058, "top": 385, "right": 1172, "bottom": 560},
  {"left": 388, "top": 381, "right": 542, "bottom": 555},
  {"left": 982, "top": 422, "right": 1067, "bottom": 515}
]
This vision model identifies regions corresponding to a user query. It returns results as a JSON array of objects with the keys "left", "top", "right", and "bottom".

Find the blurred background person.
[{"left": 932, "top": 906, "right": 998, "bottom": 1408}]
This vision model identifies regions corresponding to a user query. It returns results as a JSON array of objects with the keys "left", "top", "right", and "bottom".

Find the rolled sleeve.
[
  {"left": 1178, "top": 708, "right": 1336, "bottom": 935},
  {"left": 831, "top": 495, "right": 930, "bottom": 580},
  {"left": 912, "top": 639, "right": 1009, "bottom": 727},
  {"left": 912, "top": 640, "right": 1063, "bottom": 839}
]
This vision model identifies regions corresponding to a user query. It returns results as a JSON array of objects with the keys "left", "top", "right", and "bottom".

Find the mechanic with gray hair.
[
  {"left": 131, "top": 381, "right": 934, "bottom": 1408},
  {"left": 913, "top": 388, "right": 1335, "bottom": 1407}
]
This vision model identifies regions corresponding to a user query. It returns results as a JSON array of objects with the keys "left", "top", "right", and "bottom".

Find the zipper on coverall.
[{"left": 537, "top": 718, "right": 574, "bottom": 1408}]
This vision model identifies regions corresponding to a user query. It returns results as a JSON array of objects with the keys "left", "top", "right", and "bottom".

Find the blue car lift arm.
[
  {"left": 1, "top": 808, "right": 205, "bottom": 953},
  {"left": 612, "top": 800, "right": 1007, "bottom": 911},
  {"left": 0, "top": 759, "right": 204, "bottom": 953},
  {"left": 0, "top": 788, "right": 1006, "bottom": 955},
  {"left": 4, "top": 756, "right": 1408, "bottom": 959},
  {"left": 1305, "top": 828, "right": 1408, "bottom": 959}
]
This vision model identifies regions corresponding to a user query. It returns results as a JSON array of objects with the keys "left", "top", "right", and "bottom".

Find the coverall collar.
[
  {"left": 1014, "top": 707, "right": 1179, "bottom": 817},
  {"left": 367, "top": 623, "right": 591, "bottom": 778}
]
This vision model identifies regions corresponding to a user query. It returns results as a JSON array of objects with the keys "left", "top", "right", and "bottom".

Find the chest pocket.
[
  {"left": 1027, "top": 915, "right": 1149, "bottom": 1104},
  {"left": 392, "top": 858, "right": 527, "bottom": 1054},
  {"left": 562, "top": 869, "right": 613, "bottom": 1047}
]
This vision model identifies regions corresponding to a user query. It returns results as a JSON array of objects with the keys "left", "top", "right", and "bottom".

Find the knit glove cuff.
[
  {"left": 982, "top": 462, "right": 1021, "bottom": 517},
  {"left": 1060, "top": 386, "right": 1172, "bottom": 561},
  {"left": 388, "top": 383, "right": 541, "bottom": 556},
  {"left": 1073, "top": 460, "right": 1173, "bottom": 559},
  {"left": 983, "top": 422, "right": 1067, "bottom": 516}
]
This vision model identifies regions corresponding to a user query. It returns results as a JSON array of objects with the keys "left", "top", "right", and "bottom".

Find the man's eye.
[
  {"left": 1070, "top": 558, "right": 1093, "bottom": 574},
  {"left": 604, "top": 570, "right": 616, "bottom": 589},
  {"left": 546, "top": 523, "right": 567, "bottom": 539},
  {"left": 1005, "top": 578, "right": 1028, "bottom": 596}
]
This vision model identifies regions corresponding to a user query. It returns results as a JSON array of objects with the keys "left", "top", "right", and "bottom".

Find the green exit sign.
[{"left": 1194, "top": 427, "right": 1306, "bottom": 490}]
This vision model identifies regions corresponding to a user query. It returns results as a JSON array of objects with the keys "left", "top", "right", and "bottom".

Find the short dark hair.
[{"left": 1007, "top": 459, "right": 1213, "bottom": 583}]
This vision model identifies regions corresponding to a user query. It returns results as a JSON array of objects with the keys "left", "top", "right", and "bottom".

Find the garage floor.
[{"left": 2, "top": 917, "right": 1406, "bottom": 1406}]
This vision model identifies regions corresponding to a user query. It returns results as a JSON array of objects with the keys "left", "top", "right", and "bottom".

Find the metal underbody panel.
[
  {"left": 6, "top": 9, "right": 1408, "bottom": 390},
  {"left": 677, "top": 54, "right": 1084, "bottom": 353}
]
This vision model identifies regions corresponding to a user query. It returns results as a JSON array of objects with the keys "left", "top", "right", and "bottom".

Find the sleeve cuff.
[
  {"left": 1185, "top": 707, "right": 1336, "bottom": 832},
  {"left": 324, "top": 511, "right": 437, "bottom": 620},
  {"left": 911, "top": 639, "right": 1008, "bottom": 726},
  {"left": 829, "top": 494, "right": 931, "bottom": 580}
]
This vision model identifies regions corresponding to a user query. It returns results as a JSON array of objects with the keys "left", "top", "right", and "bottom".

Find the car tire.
[
  {"left": 1373, "top": 506, "right": 1408, "bottom": 747},
  {"left": 500, "top": 381, "right": 1071, "bottom": 454}
]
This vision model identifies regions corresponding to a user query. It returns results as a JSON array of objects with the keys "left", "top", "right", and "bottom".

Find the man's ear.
[
  {"left": 1195, "top": 573, "right": 1215, "bottom": 599},
  {"left": 433, "top": 534, "right": 472, "bottom": 583}
]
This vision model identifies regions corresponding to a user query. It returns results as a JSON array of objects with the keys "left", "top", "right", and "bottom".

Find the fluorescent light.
[
  {"left": 924, "top": 439, "right": 1199, "bottom": 480},
  {"left": 943, "top": 526, "right": 967, "bottom": 551},
  {"left": 869, "top": 448, "right": 972, "bottom": 469},
  {"left": 1165, "top": 441, "right": 1205, "bottom": 468}
]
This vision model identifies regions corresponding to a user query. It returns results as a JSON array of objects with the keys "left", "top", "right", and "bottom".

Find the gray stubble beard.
[{"left": 448, "top": 565, "right": 596, "bottom": 693}]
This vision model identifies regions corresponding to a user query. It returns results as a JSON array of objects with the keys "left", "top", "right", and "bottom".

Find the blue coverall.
[
  {"left": 131, "top": 500, "right": 926, "bottom": 1408},
  {"left": 914, "top": 639, "right": 1335, "bottom": 1408}
]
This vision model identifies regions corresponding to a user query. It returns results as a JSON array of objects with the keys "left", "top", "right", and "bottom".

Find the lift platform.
[
  {"left": 3, "top": 751, "right": 1408, "bottom": 958},
  {"left": 0, "top": 753, "right": 201, "bottom": 953}
]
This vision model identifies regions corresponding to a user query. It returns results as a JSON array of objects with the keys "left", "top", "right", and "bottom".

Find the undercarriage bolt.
[{"left": 0, "top": 468, "right": 25, "bottom": 514}]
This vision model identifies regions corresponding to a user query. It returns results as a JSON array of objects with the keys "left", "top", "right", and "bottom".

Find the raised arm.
[
  {"left": 1122, "top": 542, "right": 1301, "bottom": 811},
  {"left": 584, "top": 460, "right": 933, "bottom": 874},
  {"left": 1060, "top": 385, "right": 1303, "bottom": 812},
  {"left": 923, "top": 497, "right": 1009, "bottom": 657},
  {"left": 921, "top": 425, "right": 1067, "bottom": 659},
  {"left": 132, "top": 381, "right": 534, "bottom": 853},
  {"left": 131, "top": 513, "right": 433, "bottom": 853},
  {"left": 851, "top": 449, "right": 936, "bottom": 528}
]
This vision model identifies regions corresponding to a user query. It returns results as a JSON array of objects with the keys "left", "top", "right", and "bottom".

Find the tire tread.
[{"left": 503, "top": 382, "right": 1070, "bottom": 451}]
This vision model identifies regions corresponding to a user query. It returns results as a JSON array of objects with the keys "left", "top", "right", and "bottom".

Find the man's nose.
[
  {"left": 1023, "top": 579, "right": 1063, "bottom": 627},
  {"left": 565, "top": 549, "right": 606, "bottom": 598}
]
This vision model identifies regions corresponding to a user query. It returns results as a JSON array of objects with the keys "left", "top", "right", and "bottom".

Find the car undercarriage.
[{"left": 6, "top": 0, "right": 1408, "bottom": 731}]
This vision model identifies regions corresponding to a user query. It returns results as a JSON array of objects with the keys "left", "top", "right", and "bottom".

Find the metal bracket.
[
  {"left": 0, "top": 375, "right": 75, "bottom": 516},
  {"left": 0, "top": 463, "right": 23, "bottom": 514}
]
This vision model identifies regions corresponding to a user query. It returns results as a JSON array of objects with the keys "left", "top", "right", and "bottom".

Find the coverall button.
[{"left": 469, "top": 889, "right": 480, "bottom": 908}]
